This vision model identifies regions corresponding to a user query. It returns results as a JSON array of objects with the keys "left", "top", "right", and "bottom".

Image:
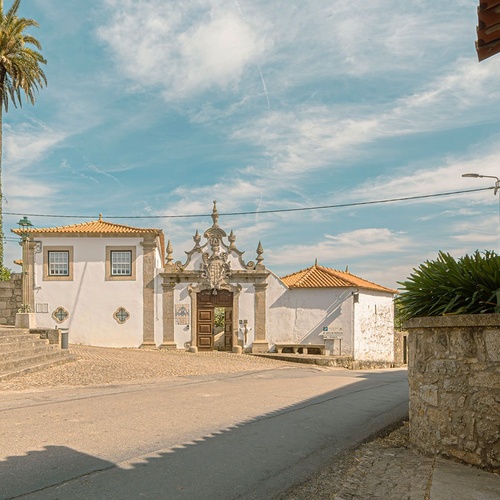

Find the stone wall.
[
  {"left": 405, "top": 314, "right": 500, "bottom": 472},
  {"left": 0, "top": 273, "right": 22, "bottom": 325}
]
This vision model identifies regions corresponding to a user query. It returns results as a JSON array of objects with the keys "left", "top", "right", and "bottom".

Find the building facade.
[{"left": 13, "top": 203, "right": 396, "bottom": 362}]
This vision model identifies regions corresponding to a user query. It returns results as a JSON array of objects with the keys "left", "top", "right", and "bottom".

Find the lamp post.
[
  {"left": 462, "top": 173, "right": 500, "bottom": 249},
  {"left": 17, "top": 216, "right": 33, "bottom": 312}
]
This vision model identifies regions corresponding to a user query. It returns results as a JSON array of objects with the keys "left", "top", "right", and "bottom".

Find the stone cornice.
[{"left": 160, "top": 269, "right": 270, "bottom": 284}]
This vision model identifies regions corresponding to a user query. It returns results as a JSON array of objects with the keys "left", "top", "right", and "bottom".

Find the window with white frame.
[
  {"left": 111, "top": 250, "right": 132, "bottom": 276},
  {"left": 43, "top": 246, "right": 74, "bottom": 281},
  {"left": 48, "top": 251, "right": 69, "bottom": 276},
  {"left": 105, "top": 246, "right": 136, "bottom": 281}
]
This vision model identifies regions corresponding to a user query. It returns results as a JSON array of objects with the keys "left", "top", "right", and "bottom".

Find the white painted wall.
[
  {"left": 33, "top": 236, "right": 162, "bottom": 348},
  {"left": 266, "top": 274, "right": 355, "bottom": 355},
  {"left": 353, "top": 291, "right": 395, "bottom": 362}
]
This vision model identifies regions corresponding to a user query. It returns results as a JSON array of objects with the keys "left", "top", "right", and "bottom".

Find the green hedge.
[{"left": 397, "top": 250, "right": 500, "bottom": 321}]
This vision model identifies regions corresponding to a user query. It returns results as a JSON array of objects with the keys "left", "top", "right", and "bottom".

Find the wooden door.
[
  {"left": 197, "top": 308, "right": 214, "bottom": 350},
  {"left": 196, "top": 289, "right": 233, "bottom": 351}
]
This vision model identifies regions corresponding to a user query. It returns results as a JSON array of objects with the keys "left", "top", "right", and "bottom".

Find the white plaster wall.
[
  {"left": 353, "top": 291, "right": 395, "bottom": 362},
  {"left": 236, "top": 283, "right": 255, "bottom": 349},
  {"left": 266, "top": 274, "right": 355, "bottom": 355},
  {"left": 154, "top": 247, "right": 164, "bottom": 347},
  {"left": 33, "top": 236, "right": 146, "bottom": 347},
  {"left": 173, "top": 284, "right": 192, "bottom": 348}
]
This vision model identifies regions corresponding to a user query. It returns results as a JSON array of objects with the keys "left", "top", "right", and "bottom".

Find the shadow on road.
[{"left": 1, "top": 369, "right": 408, "bottom": 499}]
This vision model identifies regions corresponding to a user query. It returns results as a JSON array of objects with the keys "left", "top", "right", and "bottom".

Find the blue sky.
[{"left": 4, "top": 0, "right": 500, "bottom": 289}]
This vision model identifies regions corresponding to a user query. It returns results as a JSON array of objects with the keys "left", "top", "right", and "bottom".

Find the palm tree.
[{"left": 0, "top": 0, "right": 46, "bottom": 273}]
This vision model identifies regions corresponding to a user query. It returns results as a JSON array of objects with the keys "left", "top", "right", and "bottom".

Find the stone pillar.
[
  {"left": 140, "top": 238, "right": 157, "bottom": 348},
  {"left": 27, "top": 239, "right": 36, "bottom": 310},
  {"left": 160, "top": 282, "right": 177, "bottom": 349},
  {"left": 252, "top": 281, "right": 269, "bottom": 353},
  {"left": 188, "top": 286, "right": 198, "bottom": 348},
  {"left": 232, "top": 285, "right": 242, "bottom": 354}
]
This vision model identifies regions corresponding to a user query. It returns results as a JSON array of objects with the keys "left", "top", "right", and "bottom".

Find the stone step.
[
  {"left": 0, "top": 343, "right": 57, "bottom": 362},
  {"left": 0, "top": 348, "right": 72, "bottom": 373},
  {"left": 0, "top": 335, "right": 49, "bottom": 346},
  {"left": 0, "top": 354, "right": 77, "bottom": 382},
  {"left": 0, "top": 328, "right": 30, "bottom": 337}
]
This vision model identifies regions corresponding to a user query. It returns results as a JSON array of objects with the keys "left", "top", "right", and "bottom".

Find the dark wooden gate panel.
[
  {"left": 224, "top": 308, "right": 233, "bottom": 350},
  {"left": 197, "top": 308, "right": 214, "bottom": 350}
]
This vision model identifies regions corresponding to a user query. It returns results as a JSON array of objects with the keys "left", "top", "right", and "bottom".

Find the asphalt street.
[{"left": 0, "top": 367, "right": 408, "bottom": 499}]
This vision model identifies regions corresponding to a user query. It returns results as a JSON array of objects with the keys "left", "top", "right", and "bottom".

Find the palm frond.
[{"left": 397, "top": 250, "right": 500, "bottom": 320}]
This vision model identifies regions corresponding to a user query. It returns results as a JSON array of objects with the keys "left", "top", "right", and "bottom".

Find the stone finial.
[
  {"left": 99, "top": 213, "right": 103, "bottom": 221},
  {"left": 228, "top": 230, "right": 236, "bottom": 250},
  {"left": 166, "top": 239, "right": 174, "bottom": 265},
  {"left": 211, "top": 200, "right": 219, "bottom": 226},
  {"left": 256, "top": 241, "right": 264, "bottom": 265},
  {"left": 315, "top": 258, "right": 318, "bottom": 267},
  {"left": 193, "top": 230, "right": 201, "bottom": 246}
]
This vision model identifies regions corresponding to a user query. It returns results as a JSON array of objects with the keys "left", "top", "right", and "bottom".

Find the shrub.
[
  {"left": 396, "top": 250, "right": 500, "bottom": 321},
  {"left": 0, "top": 266, "right": 11, "bottom": 281}
]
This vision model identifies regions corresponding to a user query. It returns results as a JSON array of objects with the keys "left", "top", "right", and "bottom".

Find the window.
[
  {"left": 43, "top": 246, "right": 74, "bottom": 281},
  {"left": 111, "top": 251, "right": 132, "bottom": 276},
  {"left": 52, "top": 306, "right": 69, "bottom": 323},
  {"left": 48, "top": 251, "right": 69, "bottom": 276},
  {"left": 113, "top": 307, "right": 130, "bottom": 324},
  {"left": 106, "top": 246, "right": 136, "bottom": 281}
]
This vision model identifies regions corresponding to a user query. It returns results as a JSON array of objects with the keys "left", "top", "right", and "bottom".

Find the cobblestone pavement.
[
  {"left": 0, "top": 344, "right": 309, "bottom": 392},
  {"left": 278, "top": 422, "right": 439, "bottom": 500}
]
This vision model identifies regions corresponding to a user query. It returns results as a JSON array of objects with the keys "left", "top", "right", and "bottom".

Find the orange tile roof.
[
  {"left": 12, "top": 216, "right": 165, "bottom": 257},
  {"left": 12, "top": 216, "right": 161, "bottom": 236},
  {"left": 281, "top": 263, "right": 397, "bottom": 294}
]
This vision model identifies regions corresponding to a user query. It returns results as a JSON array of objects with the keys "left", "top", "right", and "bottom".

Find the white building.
[
  {"left": 13, "top": 216, "right": 164, "bottom": 348},
  {"left": 14, "top": 203, "right": 396, "bottom": 363}
]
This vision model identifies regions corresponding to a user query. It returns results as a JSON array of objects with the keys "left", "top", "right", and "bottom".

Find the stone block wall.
[
  {"left": 405, "top": 314, "right": 500, "bottom": 472},
  {"left": 0, "top": 273, "right": 22, "bottom": 325}
]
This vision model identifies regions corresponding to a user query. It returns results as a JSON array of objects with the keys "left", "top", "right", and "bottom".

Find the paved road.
[{"left": 0, "top": 367, "right": 408, "bottom": 499}]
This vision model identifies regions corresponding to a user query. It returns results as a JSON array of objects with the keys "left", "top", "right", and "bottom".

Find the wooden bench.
[{"left": 274, "top": 343, "right": 326, "bottom": 355}]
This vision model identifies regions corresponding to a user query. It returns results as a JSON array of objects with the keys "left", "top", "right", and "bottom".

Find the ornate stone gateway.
[{"left": 160, "top": 201, "right": 270, "bottom": 353}]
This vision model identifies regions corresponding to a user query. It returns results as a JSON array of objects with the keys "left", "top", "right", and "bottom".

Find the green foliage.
[
  {"left": 396, "top": 250, "right": 500, "bottom": 321},
  {"left": 0, "top": 0, "right": 47, "bottom": 269},
  {"left": 0, "top": 265, "right": 9, "bottom": 281},
  {"left": 0, "top": 0, "right": 47, "bottom": 112},
  {"left": 214, "top": 307, "right": 225, "bottom": 328}
]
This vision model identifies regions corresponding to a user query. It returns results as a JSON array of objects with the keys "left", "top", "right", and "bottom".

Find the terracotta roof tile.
[
  {"left": 12, "top": 217, "right": 165, "bottom": 260},
  {"left": 281, "top": 264, "right": 396, "bottom": 294},
  {"left": 12, "top": 217, "right": 161, "bottom": 236}
]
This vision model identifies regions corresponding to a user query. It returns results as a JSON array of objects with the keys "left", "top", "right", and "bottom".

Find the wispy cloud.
[
  {"left": 267, "top": 227, "right": 410, "bottom": 267},
  {"left": 3, "top": 122, "right": 67, "bottom": 172}
]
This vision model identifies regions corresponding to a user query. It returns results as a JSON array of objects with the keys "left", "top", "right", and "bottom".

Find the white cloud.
[
  {"left": 3, "top": 122, "right": 67, "bottom": 172},
  {"left": 98, "top": 0, "right": 269, "bottom": 100},
  {"left": 267, "top": 227, "right": 410, "bottom": 268}
]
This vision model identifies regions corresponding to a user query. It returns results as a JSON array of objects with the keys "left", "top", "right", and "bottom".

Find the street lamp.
[
  {"left": 17, "top": 216, "right": 33, "bottom": 312},
  {"left": 462, "top": 173, "right": 500, "bottom": 248}
]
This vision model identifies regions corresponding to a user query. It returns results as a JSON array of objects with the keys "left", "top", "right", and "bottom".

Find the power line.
[{"left": 3, "top": 186, "right": 493, "bottom": 221}]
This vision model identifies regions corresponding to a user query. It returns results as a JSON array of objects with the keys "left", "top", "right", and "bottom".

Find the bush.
[
  {"left": 396, "top": 250, "right": 500, "bottom": 321},
  {"left": 0, "top": 266, "right": 11, "bottom": 281}
]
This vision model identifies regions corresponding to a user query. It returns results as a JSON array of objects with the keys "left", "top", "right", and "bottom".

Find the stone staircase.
[{"left": 0, "top": 326, "right": 76, "bottom": 381}]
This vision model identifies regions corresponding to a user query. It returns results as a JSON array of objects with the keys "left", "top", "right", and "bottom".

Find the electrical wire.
[{"left": 3, "top": 186, "right": 493, "bottom": 221}]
